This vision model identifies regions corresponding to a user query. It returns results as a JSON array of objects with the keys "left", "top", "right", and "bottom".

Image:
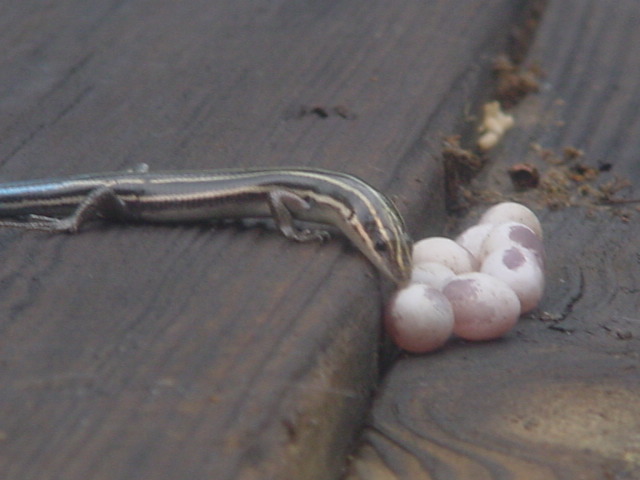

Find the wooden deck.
[
  {"left": 1, "top": 1, "right": 638, "bottom": 479},
  {"left": 348, "top": 1, "right": 640, "bottom": 479}
]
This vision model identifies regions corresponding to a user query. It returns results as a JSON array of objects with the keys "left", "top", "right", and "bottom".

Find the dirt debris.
[
  {"left": 493, "top": 55, "right": 542, "bottom": 108},
  {"left": 442, "top": 136, "right": 486, "bottom": 212},
  {"left": 486, "top": 144, "right": 634, "bottom": 216},
  {"left": 508, "top": 163, "right": 540, "bottom": 189}
]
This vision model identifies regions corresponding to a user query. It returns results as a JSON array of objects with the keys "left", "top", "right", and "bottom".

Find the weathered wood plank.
[
  {"left": 0, "top": 1, "right": 530, "bottom": 479},
  {"left": 347, "top": 1, "right": 640, "bottom": 479}
]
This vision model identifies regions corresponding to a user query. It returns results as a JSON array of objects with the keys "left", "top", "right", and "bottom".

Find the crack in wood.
[{"left": 540, "top": 268, "right": 585, "bottom": 332}]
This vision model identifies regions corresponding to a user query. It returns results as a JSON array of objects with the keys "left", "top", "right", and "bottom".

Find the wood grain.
[
  {"left": 0, "top": 1, "right": 529, "bottom": 479},
  {"left": 347, "top": 1, "right": 640, "bottom": 479}
]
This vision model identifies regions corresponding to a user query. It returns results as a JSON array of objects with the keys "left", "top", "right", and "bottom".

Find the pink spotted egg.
[{"left": 442, "top": 272, "right": 520, "bottom": 341}]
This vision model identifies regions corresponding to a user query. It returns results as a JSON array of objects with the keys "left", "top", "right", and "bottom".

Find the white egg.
[
  {"left": 442, "top": 272, "right": 520, "bottom": 341},
  {"left": 480, "top": 222, "right": 545, "bottom": 267},
  {"left": 411, "top": 262, "right": 456, "bottom": 290},
  {"left": 385, "top": 284, "right": 454, "bottom": 353},
  {"left": 478, "top": 202, "right": 543, "bottom": 239},
  {"left": 481, "top": 246, "right": 545, "bottom": 313},
  {"left": 455, "top": 223, "right": 493, "bottom": 260},
  {"left": 412, "top": 237, "right": 478, "bottom": 273}
]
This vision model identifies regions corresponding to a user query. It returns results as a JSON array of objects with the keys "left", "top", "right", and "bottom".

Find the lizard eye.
[{"left": 374, "top": 239, "right": 388, "bottom": 252}]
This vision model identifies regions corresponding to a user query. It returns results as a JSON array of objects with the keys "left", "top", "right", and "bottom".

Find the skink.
[{"left": 0, "top": 167, "right": 413, "bottom": 283}]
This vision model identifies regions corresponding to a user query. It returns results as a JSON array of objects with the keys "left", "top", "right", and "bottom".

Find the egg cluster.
[{"left": 385, "top": 202, "right": 544, "bottom": 353}]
